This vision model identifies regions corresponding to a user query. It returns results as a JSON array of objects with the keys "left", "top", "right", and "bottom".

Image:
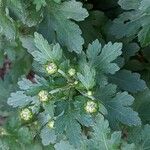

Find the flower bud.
[
  {"left": 47, "top": 120, "right": 55, "bottom": 129},
  {"left": 74, "top": 80, "right": 78, "bottom": 85},
  {"left": 0, "top": 127, "right": 7, "bottom": 136},
  {"left": 87, "top": 91, "right": 93, "bottom": 96},
  {"left": 85, "top": 100, "right": 97, "bottom": 113},
  {"left": 45, "top": 62, "right": 57, "bottom": 75},
  {"left": 20, "top": 108, "right": 33, "bottom": 121},
  {"left": 68, "top": 68, "right": 76, "bottom": 76},
  {"left": 38, "top": 90, "right": 49, "bottom": 102}
]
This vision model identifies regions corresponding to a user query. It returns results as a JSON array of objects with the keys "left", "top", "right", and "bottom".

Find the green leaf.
[
  {"left": 7, "top": 91, "right": 35, "bottom": 108},
  {"left": 40, "top": 127, "right": 57, "bottom": 146},
  {"left": 139, "top": 0, "right": 150, "bottom": 11},
  {"left": 97, "top": 85, "right": 141, "bottom": 126},
  {"left": 18, "top": 75, "right": 48, "bottom": 95},
  {"left": 138, "top": 25, "right": 150, "bottom": 47},
  {"left": 0, "top": 75, "right": 17, "bottom": 112},
  {"left": 97, "top": 42, "right": 122, "bottom": 74},
  {"left": 53, "top": 0, "right": 61, "bottom": 3},
  {"left": 25, "top": 142, "right": 43, "bottom": 150},
  {"left": 123, "top": 43, "right": 140, "bottom": 61},
  {"left": 33, "top": 0, "right": 46, "bottom": 11},
  {"left": 32, "top": 32, "right": 62, "bottom": 64},
  {"left": 106, "top": 92, "right": 141, "bottom": 126},
  {"left": 79, "top": 11, "right": 106, "bottom": 46},
  {"left": 43, "top": 101, "right": 55, "bottom": 117},
  {"left": 96, "top": 84, "right": 117, "bottom": 102},
  {"left": 134, "top": 89, "right": 150, "bottom": 123},
  {"left": 86, "top": 39, "right": 101, "bottom": 66},
  {"left": 111, "top": 0, "right": 150, "bottom": 47},
  {"left": 6, "top": 115, "right": 21, "bottom": 131},
  {"left": 54, "top": 141, "right": 76, "bottom": 150},
  {"left": 128, "top": 125, "right": 150, "bottom": 150},
  {"left": 17, "top": 127, "right": 33, "bottom": 144},
  {"left": 121, "top": 142, "right": 135, "bottom": 150},
  {"left": 21, "top": 33, "right": 63, "bottom": 64},
  {"left": 0, "top": 10, "right": 16, "bottom": 40},
  {"left": 77, "top": 113, "right": 94, "bottom": 127},
  {"left": 55, "top": 112, "right": 82, "bottom": 147},
  {"left": 7, "top": 0, "right": 42, "bottom": 27},
  {"left": 39, "top": 0, "right": 88, "bottom": 53},
  {"left": 118, "top": 0, "right": 141, "bottom": 10},
  {"left": 20, "top": 36, "right": 38, "bottom": 54},
  {"left": 110, "top": 12, "right": 141, "bottom": 39},
  {"left": 109, "top": 70, "right": 147, "bottom": 93},
  {"left": 87, "top": 41, "right": 122, "bottom": 74},
  {"left": 0, "top": 139, "right": 9, "bottom": 150},
  {"left": 77, "top": 64, "right": 96, "bottom": 90},
  {"left": 18, "top": 78, "right": 35, "bottom": 91},
  {"left": 87, "top": 114, "right": 123, "bottom": 150},
  {"left": 0, "top": 135, "right": 44, "bottom": 150},
  {"left": 0, "top": 50, "right": 4, "bottom": 67},
  {"left": 65, "top": 116, "right": 82, "bottom": 147},
  {"left": 38, "top": 111, "right": 52, "bottom": 127}
]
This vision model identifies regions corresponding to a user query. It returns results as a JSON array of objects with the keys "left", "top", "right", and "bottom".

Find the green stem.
[
  {"left": 57, "top": 69, "right": 70, "bottom": 80},
  {"left": 68, "top": 88, "right": 74, "bottom": 110},
  {"left": 77, "top": 89, "right": 95, "bottom": 100},
  {"left": 49, "top": 85, "right": 71, "bottom": 94}
]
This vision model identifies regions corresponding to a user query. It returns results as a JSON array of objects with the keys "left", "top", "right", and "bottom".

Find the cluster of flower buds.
[{"left": 20, "top": 61, "right": 98, "bottom": 124}]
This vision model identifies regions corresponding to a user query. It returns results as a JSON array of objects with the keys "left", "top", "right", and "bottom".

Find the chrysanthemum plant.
[{"left": 0, "top": 0, "right": 150, "bottom": 149}]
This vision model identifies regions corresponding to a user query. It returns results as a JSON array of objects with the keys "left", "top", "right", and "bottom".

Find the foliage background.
[{"left": 0, "top": 0, "right": 150, "bottom": 149}]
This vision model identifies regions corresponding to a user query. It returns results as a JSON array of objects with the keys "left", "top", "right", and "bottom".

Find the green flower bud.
[
  {"left": 45, "top": 62, "right": 57, "bottom": 75},
  {"left": 38, "top": 90, "right": 49, "bottom": 102},
  {"left": 20, "top": 108, "right": 33, "bottom": 121},
  {"left": 33, "top": 121, "right": 38, "bottom": 126},
  {"left": 85, "top": 100, "right": 97, "bottom": 113},
  {"left": 87, "top": 91, "right": 93, "bottom": 96},
  {"left": 0, "top": 127, "right": 7, "bottom": 136},
  {"left": 74, "top": 80, "right": 78, "bottom": 85},
  {"left": 47, "top": 120, "right": 55, "bottom": 129},
  {"left": 68, "top": 68, "right": 76, "bottom": 76}
]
